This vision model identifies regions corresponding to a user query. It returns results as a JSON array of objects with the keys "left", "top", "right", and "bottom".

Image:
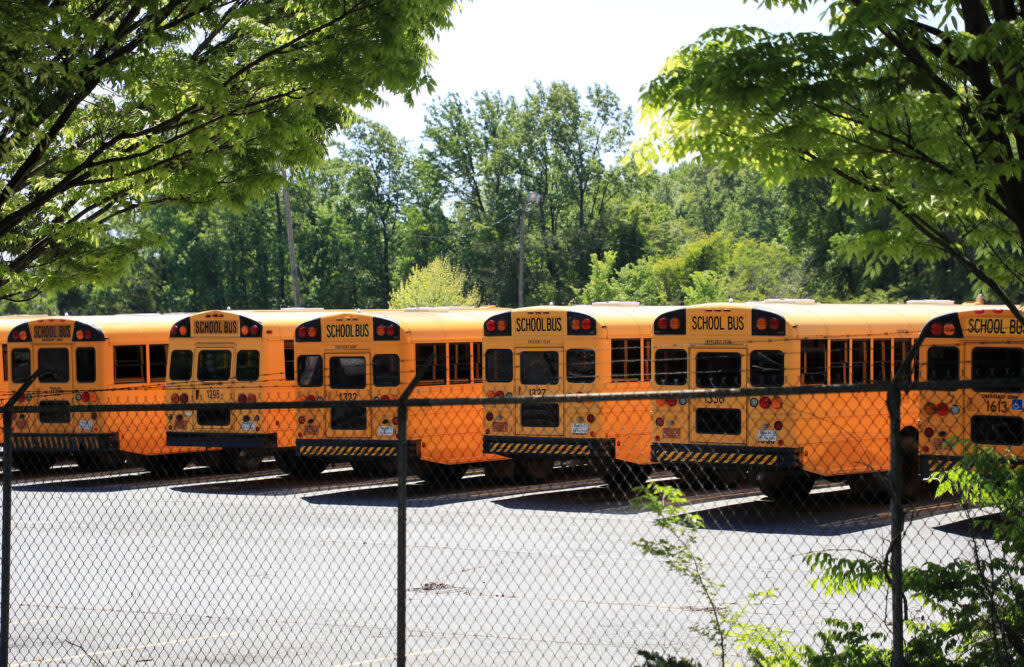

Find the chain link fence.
[{"left": 0, "top": 375, "right": 1013, "bottom": 665}]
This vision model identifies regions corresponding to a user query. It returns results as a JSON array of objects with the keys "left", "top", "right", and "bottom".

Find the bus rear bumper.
[
  {"left": 652, "top": 443, "right": 800, "bottom": 469},
  {"left": 166, "top": 432, "right": 277, "bottom": 450},
  {"left": 297, "top": 439, "right": 398, "bottom": 460},
  {"left": 9, "top": 433, "right": 118, "bottom": 454},
  {"left": 920, "top": 454, "right": 959, "bottom": 477},
  {"left": 483, "top": 435, "right": 613, "bottom": 459}
]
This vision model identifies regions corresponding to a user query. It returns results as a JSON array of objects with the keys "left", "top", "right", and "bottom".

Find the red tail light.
[
  {"left": 180, "top": 394, "right": 189, "bottom": 404},
  {"left": 774, "top": 421, "right": 783, "bottom": 430},
  {"left": 656, "top": 317, "right": 668, "bottom": 330},
  {"left": 298, "top": 416, "right": 306, "bottom": 424},
  {"left": 666, "top": 398, "right": 677, "bottom": 407},
  {"left": 485, "top": 412, "right": 494, "bottom": 421},
  {"left": 924, "top": 427, "right": 934, "bottom": 437},
  {"left": 771, "top": 398, "right": 783, "bottom": 409},
  {"left": 248, "top": 394, "right": 256, "bottom": 403},
  {"left": 170, "top": 393, "right": 180, "bottom": 404},
  {"left": 759, "top": 397, "right": 771, "bottom": 409},
  {"left": 655, "top": 417, "right": 664, "bottom": 427},
  {"left": 485, "top": 320, "right": 496, "bottom": 332},
  {"left": 936, "top": 402, "right": 949, "bottom": 415},
  {"left": 298, "top": 327, "right": 307, "bottom": 338},
  {"left": 238, "top": 394, "right": 248, "bottom": 403},
  {"left": 586, "top": 414, "right": 595, "bottom": 423}
]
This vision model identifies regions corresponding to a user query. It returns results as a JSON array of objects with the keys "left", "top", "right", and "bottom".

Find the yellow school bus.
[
  {"left": 165, "top": 309, "right": 322, "bottom": 474},
  {"left": 6, "top": 314, "right": 180, "bottom": 472},
  {"left": 480, "top": 303, "right": 665, "bottom": 487},
  {"left": 917, "top": 304, "right": 1024, "bottom": 474},
  {"left": 649, "top": 301, "right": 956, "bottom": 500},
  {"left": 293, "top": 308, "right": 506, "bottom": 484}
]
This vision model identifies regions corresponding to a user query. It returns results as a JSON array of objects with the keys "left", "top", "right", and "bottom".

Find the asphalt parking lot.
[{"left": 5, "top": 464, "right": 980, "bottom": 666}]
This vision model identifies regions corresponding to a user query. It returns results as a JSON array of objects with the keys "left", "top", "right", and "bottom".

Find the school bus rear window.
[
  {"left": 654, "top": 349, "right": 687, "bottom": 386},
  {"left": 750, "top": 350, "right": 783, "bottom": 387},
  {"left": 330, "top": 357, "right": 366, "bottom": 389},
  {"left": 972, "top": 347, "right": 1024, "bottom": 389},
  {"left": 927, "top": 346, "right": 959, "bottom": 381},
  {"left": 169, "top": 350, "right": 192, "bottom": 381},
  {"left": 149, "top": 344, "right": 167, "bottom": 380},
  {"left": 297, "top": 355, "right": 323, "bottom": 387},
  {"left": 76, "top": 348, "right": 96, "bottom": 383},
  {"left": 522, "top": 351, "right": 558, "bottom": 385},
  {"left": 11, "top": 349, "right": 29, "bottom": 384},
  {"left": 38, "top": 348, "right": 69, "bottom": 383},
  {"left": 373, "top": 354, "right": 400, "bottom": 387},
  {"left": 197, "top": 350, "right": 231, "bottom": 382},
  {"left": 485, "top": 349, "right": 512, "bottom": 383},
  {"left": 114, "top": 345, "right": 146, "bottom": 382},
  {"left": 566, "top": 349, "right": 595, "bottom": 383},
  {"left": 236, "top": 350, "right": 260, "bottom": 382},
  {"left": 696, "top": 352, "right": 741, "bottom": 388}
]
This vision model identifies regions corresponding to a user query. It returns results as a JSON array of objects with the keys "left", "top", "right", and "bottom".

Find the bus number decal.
[
  {"left": 339, "top": 392, "right": 359, "bottom": 400},
  {"left": 205, "top": 389, "right": 221, "bottom": 399},
  {"left": 325, "top": 323, "right": 370, "bottom": 339},
  {"left": 703, "top": 396, "right": 726, "bottom": 404},
  {"left": 527, "top": 388, "right": 546, "bottom": 396},
  {"left": 986, "top": 399, "right": 1010, "bottom": 413}
]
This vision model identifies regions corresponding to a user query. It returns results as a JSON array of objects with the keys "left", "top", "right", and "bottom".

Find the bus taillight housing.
[
  {"left": 239, "top": 316, "right": 262, "bottom": 338},
  {"left": 567, "top": 311, "right": 596, "bottom": 335},
  {"left": 296, "top": 318, "right": 321, "bottom": 341},
  {"left": 8, "top": 324, "right": 30, "bottom": 342},
  {"left": 484, "top": 312, "right": 511, "bottom": 336},
  {"left": 73, "top": 322, "right": 104, "bottom": 341},
  {"left": 373, "top": 317, "right": 399, "bottom": 340},
  {"left": 654, "top": 309, "right": 686, "bottom": 335},
  {"left": 924, "top": 313, "right": 963, "bottom": 338},
  {"left": 752, "top": 309, "right": 785, "bottom": 336},
  {"left": 170, "top": 317, "right": 190, "bottom": 337}
]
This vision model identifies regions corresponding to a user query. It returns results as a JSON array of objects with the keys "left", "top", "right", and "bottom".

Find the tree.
[
  {"left": 0, "top": 0, "right": 456, "bottom": 300},
  {"left": 639, "top": 1, "right": 1024, "bottom": 314},
  {"left": 387, "top": 257, "right": 481, "bottom": 308}
]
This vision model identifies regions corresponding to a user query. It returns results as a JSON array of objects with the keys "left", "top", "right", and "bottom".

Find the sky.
[{"left": 361, "top": 0, "right": 829, "bottom": 145}]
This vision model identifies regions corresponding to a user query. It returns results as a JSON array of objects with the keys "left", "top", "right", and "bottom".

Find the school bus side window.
[
  {"left": 114, "top": 345, "right": 146, "bottom": 382},
  {"left": 927, "top": 346, "right": 959, "bottom": 381},
  {"left": 449, "top": 342, "right": 471, "bottom": 383},
  {"left": 566, "top": 349, "right": 595, "bottom": 383},
  {"left": 655, "top": 349, "right": 687, "bottom": 386},
  {"left": 485, "top": 349, "right": 512, "bottom": 383},
  {"left": 829, "top": 340, "right": 847, "bottom": 384},
  {"left": 851, "top": 340, "right": 869, "bottom": 383},
  {"left": 296, "top": 355, "right": 323, "bottom": 387},
  {"left": 330, "top": 357, "right": 366, "bottom": 389},
  {"left": 38, "top": 348, "right": 69, "bottom": 383},
  {"left": 894, "top": 339, "right": 916, "bottom": 380},
  {"left": 373, "top": 354, "right": 400, "bottom": 387},
  {"left": 11, "top": 349, "right": 29, "bottom": 384},
  {"left": 236, "top": 350, "right": 260, "bottom": 382},
  {"left": 415, "top": 344, "right": 446, "bottom": 385},
  {"left": 473, "top": 342, "right": 483, "bottom": 383},
  {"left": 169, "top": 350, "right": 192, "bottom": 381},
  {"left": 149, "top": 344, "right": 167, "bottom": 380},
  {"left": 750, "top": 350, "right": 784, "bottom": 387},
  {"left": 611, "top": 339, "right": 642, "bottom": 381},
  {"left": 801, "top": 340, "right": 827, "bottom": 385},
  {"left": 873, "top": 340, "right": 892, "bottom": 382},
  {"left": 76, "top": 348, "right": 96, "bottom": 383}
]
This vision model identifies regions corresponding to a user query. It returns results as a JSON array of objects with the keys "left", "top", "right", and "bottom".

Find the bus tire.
[
  {"left": 13, "top": 452, "right": 57, "bottom": 474},
  {"left": 140, "top": 454, "right": 190, "bottom": 478},
  {"left": 351, "top": 460, "right": 397, "bottom": 478},
  {"left": 757, "top": 471, "right": 814, "bottom": 502},
  {"left": 75, "top": 451, "right": 124, "bottom": 472},
  {"left": 515, "top": 458, "right": 554, "bottom": 483},
  {"left": 274, "top": 450, "right": 327, "bottom": 478},
  {"left": 415, "top": 461, "right": 467, "bottom": 487},
  {"left": 207, "top": 449, "right": 263, "bottom": 474},
  {"left": 483, "top": 460, "right": 516, "bottom": 483},
  {"left": 847, "top": 473, "right": 890, "bottom": 504}
]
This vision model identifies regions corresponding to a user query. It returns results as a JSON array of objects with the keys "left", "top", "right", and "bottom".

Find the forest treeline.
[{"left": 7, "top": 82, "right": 977, "bottom": 315}]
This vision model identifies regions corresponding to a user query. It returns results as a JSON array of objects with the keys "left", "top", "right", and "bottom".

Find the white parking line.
[
  {"left": 11, "top": 631, "right": 241, "bottom": 665},
  {"left": 332, "top": 645, "right": 456, "bottom": 666}
]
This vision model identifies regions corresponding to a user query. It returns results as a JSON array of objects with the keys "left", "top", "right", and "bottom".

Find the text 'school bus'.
[
  {"left": 648, "top": 300, "right": 958, "bottom": 501},
  {"left": 480, "top": 303, "right": 666, "bottom": 487},
  {"left": 5, "top": 314, "right": 181, "bottom": 473},
  {"left": 293, "top": 308, "right": 507, "bottom": 484},
  {"left": 165, "top": 309, "right": 323, "bottom": 475},
  {"left": 917, "top": 304, "right": 1024, "bottom": 475}
]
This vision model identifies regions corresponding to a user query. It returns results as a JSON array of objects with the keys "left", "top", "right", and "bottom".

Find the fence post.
[
  {"left": 887, "top": 380, "right": 905, "bottom": 667},
  {"left": 395, "top": 353, "right": 433, "bottom": 667}
]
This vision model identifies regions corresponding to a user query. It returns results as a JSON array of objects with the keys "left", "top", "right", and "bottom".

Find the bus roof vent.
[
  {"left": 762, "top": 298, "right": 816, "bottom": 304},
  {"left": 282, "top": 306, "right": 323, "bottom": 310},
  {"left": 590, "top": 301, "right": 641, "bottom": 306},
  {"left": 906, "top": 299, "right": 954, "bottom": 305}
]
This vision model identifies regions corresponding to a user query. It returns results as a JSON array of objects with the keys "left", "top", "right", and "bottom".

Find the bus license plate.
[
  {"left": 377, "top": 424, "right": 395, "bottom": 437},
  {"left": 757, "top": 429, "right": 777, "bottom": 443},
  {"left": 571, "top": 422, "right": 589, "bottom": 435}
]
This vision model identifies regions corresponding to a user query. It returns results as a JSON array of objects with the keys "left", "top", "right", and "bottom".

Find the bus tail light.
[
  {"left": 759, "top": 396, "right": 771, "bottom": 409},
  {"left": 771, "top": 397, "right": 782, "bottom": 409},
  {"left": 170, "top": 393, "right": 179, "bottom": 404},
  {"left": 247, "top": 394, "right": 256, "bottom": 403},
  {"left": 179, "top": 394, "right": 188, "bottom": 404},
  {"left": 655, "top": 417, "right": 664, "bottom": 427},
  {"left": 924, "top": 427, "right": 934, "bottom": 437},
  {"left": 484, "top": 312, "right": 512, "bottom": 336},
  {"left": 567, "top": 312, "right": 596, "bottom": 335},
  {"left": 924, "top": 402, "right": 936, "bottom": 415},
  {"left": 305, "top": 395, "right": 316, "bottom": 401},
  {"left": 392, "top": 417, "right": 399, "bottom": 424},
  {"left": 586, "top": 414, "right": 595, "bottom": 423},
  {"left": 936, "top": 402, "right": 949, "bottom": 416},
  {"left": 774, "top": 421, "right": 783, "bottom": 430},
  {"left": 170, "top": 318, "right": 190, "bottom": 337},
  {"left": 485, "top": 412, "right": 493, "bottom": 421},
  {"left": 298, "top": 416, "right": 306, "bottom": 424},
  {"left": 373, "top": 317, "right": 400, "bottom": 341},
  {"left": 666, "top": 398, "right": 677, "bottom": 407},
  {"left": 238, "top": 394, "right": 248, "bottom": 403},
  {"left": 950, "top": 405, "right": 961, "bottom": 415}
]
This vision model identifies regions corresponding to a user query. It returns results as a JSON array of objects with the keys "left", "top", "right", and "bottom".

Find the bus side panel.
[
  {"left": 795, "top": 390, "right": 889, "bottom": 477},
  {"left": 414, "top": 383, "right": 500, "bottom": 465}
]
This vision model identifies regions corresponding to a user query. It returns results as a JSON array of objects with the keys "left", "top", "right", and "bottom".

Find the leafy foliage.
[
  {"left": 387, "top": 256, "right": 481, "bottom": 309},
  {"left": 0, "top": 0, "right": 456, "bottom": 299},
  {"left": 639, "top": 1, "right": 1024, "bottom": 313}
]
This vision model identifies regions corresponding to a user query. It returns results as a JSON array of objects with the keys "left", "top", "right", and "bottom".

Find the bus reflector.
[
  {"left": 298, "top": 416, "right": 306, "bottom": 424},
  {"left": 774, "top": 421, "right": 783, "bottom": 430},
  {"left": 924, "top": 427, "right": 934, "bottom": 437},
  {"left": 655, "top": 417, "right": 664, "bottom": 427},
  {"left": 586, "top": 414, "right": 595, "bottom": 423},
  {"left": 771, "top": 398, "right": 783, "bottom": 409},
  {"left": 924, "top": 402, "right": 936, "bottom": 415},
  {"left": 485, "top": 412, "right": 493, "bottom": 421}
]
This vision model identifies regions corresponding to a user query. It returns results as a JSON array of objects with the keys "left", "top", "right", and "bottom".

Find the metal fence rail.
[{"left": 0, "top": 376, "right": 1013, "bottom": 665}]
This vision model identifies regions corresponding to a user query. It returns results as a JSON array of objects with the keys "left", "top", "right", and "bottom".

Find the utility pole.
[
  {"left": 281, "top": 169, "right": 301, "bottom": 307},
  {"left": 519, "top": 191, "right": 542, "bottom": 307}
]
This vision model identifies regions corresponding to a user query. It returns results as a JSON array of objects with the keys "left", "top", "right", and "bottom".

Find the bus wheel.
[
  {"left": 598, "top": 460, "right": 647, "bottom": 493},
  {"left": 757, "top": 471, "right": 814, "bottom": 502},
  {"left": 141, "top": 454, "right": 190, "bottom": 478},
  {"left": 672, "top": 464, "right": 720, "bottom": 491},
  {"left": 351, "top": 460, "right": 397, "bottom": 478},
  {"left": 13, "top": 453, "right": 57, "bottom": 474},
  {"left": 515, "top": 458, "right": 554, "bottom": 483},
  {"left": 208, "top": 449, "right": 263, "bottom": 474},
  {"left": 75, "top": 451, "right": 124, "bottom": 472},
  {"left": 415, "top": 461, "right": 467, "bottom": 487},
  {"left": 847, "top": 473, "right": 890, "bottom": 504},
  {"left": 274, "top": 450, "right": 327, "bottom": 478}
]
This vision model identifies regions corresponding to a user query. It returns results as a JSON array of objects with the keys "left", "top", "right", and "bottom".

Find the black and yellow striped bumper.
[
  {"left": 652, "top": 443, "right": 799, "bottom": 469},
  {"left": 166, "top": 432, "right": 277, "bottom": 449},
  {"left": 297, "top": 439, "right": 398, "bottom": 460},
  {"left": 9, "top": 433, "right": 118, "bottom": 453},
  {"left": 483, "top": 436, "right": 612, "bottom": 458},
  {"left": 920, "top": 455, "right": 958, "bottom": 477}
]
